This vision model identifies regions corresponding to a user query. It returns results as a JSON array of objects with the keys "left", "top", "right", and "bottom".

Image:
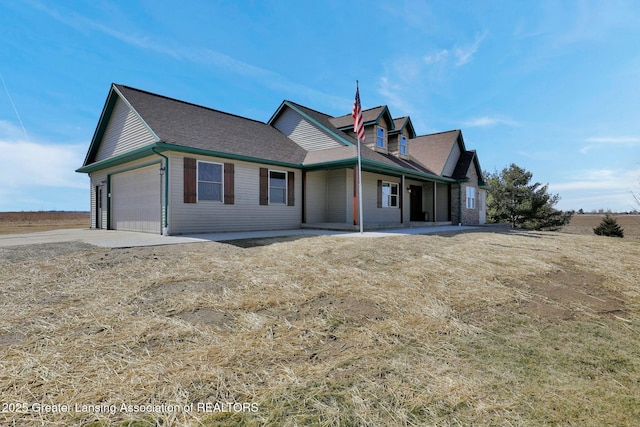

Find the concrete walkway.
[{"left": 0, "top": 225, "right": 481, "bottom": 249}]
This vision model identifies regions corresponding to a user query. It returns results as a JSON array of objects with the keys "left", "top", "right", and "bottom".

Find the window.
[
  {"left": 399, "top": 135, "right": 408, "bottom": 155},
  {"left": 466, "top": 186, "right": 476, "bottom": 209},
  {"left": 198, "top": 161, "right": 223, "bottom": 202},
  {"left": 269, "top": 170, "right": 287, "bottom": 204},
  {"left": 382, "top": 182, "right": 399, "bottom": 207},
  {"left": 376, "top": 126, "right": 385, "bottom": 148}
]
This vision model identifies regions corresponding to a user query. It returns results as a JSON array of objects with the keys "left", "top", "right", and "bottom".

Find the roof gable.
[
  {"left": 82, "top": 85, "right": 159, "bottom": 167},
  {"left": 389, "top": 116, "right": 416, "bottom": 138},
  {"left": 330, "top": 105, "right": 395, "bottom": 131},
  {"left": 408, "top": 130, "right": 460, "bottom": 175},
  {"left": 83, "top": 84, "right": 307, "bottom": 167},
  {"left": 269, "top": 100, "right": 355, "bottom": 148}
]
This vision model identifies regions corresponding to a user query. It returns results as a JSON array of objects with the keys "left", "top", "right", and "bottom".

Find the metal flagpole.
[
  {"left": 356, "top": 81, "right": 364, "bottom": 233},
  {"left": 357, "top": 134, "right": 364, "bottom": 234}
]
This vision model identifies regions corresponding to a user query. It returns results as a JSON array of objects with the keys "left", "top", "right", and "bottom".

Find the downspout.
[{"left": 152, "top": 147, "right": 169, "bottom": 235}]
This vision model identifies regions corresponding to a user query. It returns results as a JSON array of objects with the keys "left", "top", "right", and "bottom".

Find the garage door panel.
[{"left": 111, "top": 165, "right": 161, "bottom": 233}]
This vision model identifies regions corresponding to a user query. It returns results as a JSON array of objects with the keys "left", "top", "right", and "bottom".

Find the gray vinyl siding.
[
  {"left": 273, "top": 108, "right": 343, "bottom": 151},
  {"left": 95, "top": 97, "right": 156, "bottom": 162},
  {"left": 305, "top": 171, "right": 328, "bottom": 223},
  {"left": 167, "top": 153, "right": 302, "bottom": 234},
  {"left": 327, "top": 169, "right": 348, "bottom": 222},
  {"left": 362, "top": 171, "right": 401, "bottom": 224}
]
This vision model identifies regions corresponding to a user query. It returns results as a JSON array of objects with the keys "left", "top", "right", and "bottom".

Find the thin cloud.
[
  {"left": 454, "top": 31, "right": 488, "bottom": 66},
  {"left": 0, "top": 121, "right": 86, "bottom": 211},
  {"left": 463, "top": 115, "right": 519, "bottom": 127},
  {"left": 550, "top": 168, "right": 638, "bottom": 191},
  {"left": 424, "top": 49, "right": 449, "bottom": 64},
  {"left": 550, "top": 167, "right": 640, "bottom": 211},
  {"left": 28, "top": 1, "right": 347, "bottom": 110},
  {"left": 423, "top": 31, "right": 488, "bottom": 68},
  {"left": 580, "top": 136, "right": 640, "bottom": 154},
  {"left": 585, "top": 137, "right": 640, "bottom": 144}
]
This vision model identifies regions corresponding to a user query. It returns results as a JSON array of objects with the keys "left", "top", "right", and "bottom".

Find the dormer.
[
  {"left": 331, "top": 105, "right": 394, "bottom": 154},
  {"left": 388, "top": 116, "right": 416, "bottom": 159}
]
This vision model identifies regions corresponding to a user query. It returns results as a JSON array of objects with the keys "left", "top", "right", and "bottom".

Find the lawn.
[{"left": 0, "top": 226, "right": 639, "bottom": 426}]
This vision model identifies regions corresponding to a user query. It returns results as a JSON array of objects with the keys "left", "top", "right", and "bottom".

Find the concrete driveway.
[{"left": 0, "top": 225, "right": 480, "bottom": 249}]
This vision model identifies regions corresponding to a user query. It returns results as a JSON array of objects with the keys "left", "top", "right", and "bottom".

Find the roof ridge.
[
  {"left": 285, "top": 100, "right": 334, "bottom": 119},
  {"left": 415, "top": 129, "right": 460, "bottom": 138},
  {"left": 114, "top": 83, "right": 268, "bottom": 125},
  {"left": 333, "top": 104, "right": 388, "bottom": 119}
]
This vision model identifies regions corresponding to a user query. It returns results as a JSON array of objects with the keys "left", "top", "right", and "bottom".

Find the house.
[{"left": 76, "top": 84, "right": 487, "bottom": 235}]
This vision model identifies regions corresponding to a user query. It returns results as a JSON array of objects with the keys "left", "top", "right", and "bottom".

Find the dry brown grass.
[
  {"left": 561, "top": 214, "right": 640, "bottom": 238},
  {"left": 1, "top": 230, "right": 639, "bottom": 426},
  {"left": 0, "top": 212, "right": 90, "bottom": 234}
]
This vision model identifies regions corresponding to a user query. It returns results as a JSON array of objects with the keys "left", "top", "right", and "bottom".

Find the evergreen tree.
[
  {"left": 593, "top": 214, "right": 624, "bottom": 238},
  {"left": 485, "top": 163, "right": 573, "bottom": 230}
]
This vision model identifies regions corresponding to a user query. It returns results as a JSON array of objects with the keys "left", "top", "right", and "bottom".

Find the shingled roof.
[
  {"left": 85, "top": 84, "right": 308, "bottom": 166},
  {"left": 83, "top": 84, "right": 481, "bottom": 185},
  {"left": 330, "top": 105, "right": 394, "bottom": 130},
  {"left": 408, "top": 130, "right": 461, "bottom": 176}
]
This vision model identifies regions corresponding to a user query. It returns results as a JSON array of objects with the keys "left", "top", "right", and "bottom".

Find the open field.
[
  {"left": 0, "top": 211, "right": 90, "bottom": 234},
  {"left": 1, "top": 229, "right": 639, "bottom": 426},
  {"left": 561, "top": 214, "right": 640, "bottom": 238}
]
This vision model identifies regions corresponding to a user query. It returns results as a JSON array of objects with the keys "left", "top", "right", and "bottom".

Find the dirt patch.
[
  {"left": 222, "top": 235, "right": 316, "bottom": 248},
  {"left": 261, "top": 293, "right": 387, "bottom": 325},
  {"left": 172, "top": 308, "right": 234, "bottom": 328},
  {"left": 133, "top": 279, "right": 229, "bottom": 306},
  {"left": 0, "top": 332, "right": 26, "bottom": 347},
  {"left": 511, "top": 264, "right": 627, "bottom": 322},
  {"left": 0, "top": 241, "right": 96, "bottom": 263}
]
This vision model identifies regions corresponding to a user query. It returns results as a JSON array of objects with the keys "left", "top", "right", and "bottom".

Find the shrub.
[{"left": 593, "top": 214, "right": 624, "bottom": 238}]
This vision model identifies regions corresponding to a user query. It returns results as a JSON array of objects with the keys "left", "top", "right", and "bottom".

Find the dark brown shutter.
[
  {"left": 377, "top": 180, "right": 383, "bottom": 208},
  {"left": 184, "top": 157, "right": 197, "bottom": 204},
  {"left": 259, "top": 168, "right": 269, "bottom": 205},
  {"left": 224, "top": 163, "right": 234, "bottom": 204},
  {"left": 287, "top": 171, "right": 295, "bottom": 206}
]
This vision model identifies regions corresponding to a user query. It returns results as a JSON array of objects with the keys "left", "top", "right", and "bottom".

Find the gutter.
[{"left": 152, "top": 147, "right": 169, "bottom": 235}]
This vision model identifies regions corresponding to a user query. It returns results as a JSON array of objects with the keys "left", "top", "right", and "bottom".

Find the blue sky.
[{"left": 1, "top": 0, "right": 639, "bottom": 212}]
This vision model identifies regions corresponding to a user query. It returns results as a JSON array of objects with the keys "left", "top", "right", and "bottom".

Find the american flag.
[{"left": 352, "top": 83, "right": 365, "bottom": 142}]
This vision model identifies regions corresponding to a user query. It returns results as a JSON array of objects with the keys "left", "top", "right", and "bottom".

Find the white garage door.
[{"left": 111, "top": 165, "right": 161, "bottom": 233}]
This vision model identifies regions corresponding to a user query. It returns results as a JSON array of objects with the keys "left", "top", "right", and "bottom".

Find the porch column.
[
  {"left": 400, "top": 175, "right": 405, "bottom": 224},
  {"left": 353, "top": 166, "right": 358, "bottom": 226},
  {"left": 433, "top": 182, "right": 437, "bottom": 222},
  {"left": 302, "top": 170, "right": 306, "bottom": 224}
]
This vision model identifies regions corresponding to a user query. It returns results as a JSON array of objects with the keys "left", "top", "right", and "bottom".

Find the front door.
[{"left": 409, "top": 185, "right": 424, "bottom": 221}]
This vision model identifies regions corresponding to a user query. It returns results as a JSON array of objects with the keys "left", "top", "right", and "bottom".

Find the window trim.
[
  {"left": 197, "top": 160, "right": 224, "bottom": 203},
  {"left": 399, "top": 135, "right": 408, "bottom": 155},
  {"left": 381, "top": 181, "right": 399, "bottom": 208},
  {"left": 466, "top": 186, "right": 476, "bottom": 209},
  {"left": 268, "top": 169, "right": 288, "bottom": 205},
  {"left": 376, "top": 126, "right": 386, "bottom": 149}
]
